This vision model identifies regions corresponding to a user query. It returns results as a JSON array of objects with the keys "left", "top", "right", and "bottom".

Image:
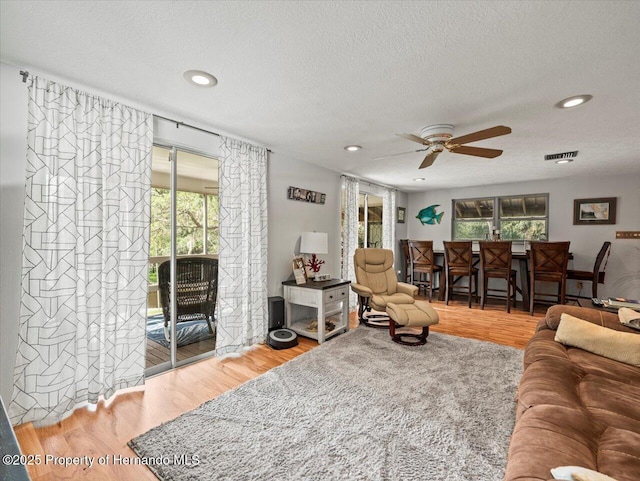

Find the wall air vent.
[{"left": 544, "top": 151, "right": 578, "bottom": 161}]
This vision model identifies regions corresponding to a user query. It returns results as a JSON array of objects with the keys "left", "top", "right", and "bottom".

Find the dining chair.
[
  {"left": 528, "top": 241, "right": 570, "bottom": 315},
  {"left": 399, "top": 239, "right": 412, "bottom": 283},
  {"left": 443, "top": 241, "right": 478, "bottom": 308},
  {"left": 479, "top": 241, "right": 517, "bottom": 313},
  {"left": 566, "top": 241, "right": 611, "bottom": 299},
  {"left": 408, "top": 240, "right": 442, "bottom": 302}
]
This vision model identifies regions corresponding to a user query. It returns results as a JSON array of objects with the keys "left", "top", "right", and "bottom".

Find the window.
[
  {"left": 499, "top": 194, "right": 547, "bottom": 241},
  {"left": 452, "top": 194, "right": 548, "bottom": 241},
  {"left": 453, "top": 198, "right": 494, "bottom": 240}
]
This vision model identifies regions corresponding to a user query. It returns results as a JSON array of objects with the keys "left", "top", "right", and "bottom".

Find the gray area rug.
[{"left": 129, "top": 326, "right": 523, "bottom": 481}]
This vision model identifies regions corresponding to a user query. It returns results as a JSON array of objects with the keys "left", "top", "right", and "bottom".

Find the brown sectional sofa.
[{"left": 504, "top": 305, "right": 640, "bottom": 481}]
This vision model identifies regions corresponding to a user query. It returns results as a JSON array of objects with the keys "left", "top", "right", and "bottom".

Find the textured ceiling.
[{"left": 1, "top": 1, "right": 639, "bottom": 191}]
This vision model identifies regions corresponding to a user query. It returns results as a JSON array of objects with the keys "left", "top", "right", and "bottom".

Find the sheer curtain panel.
[
  {"left": 341, "top": 176, "right": 360, "bottom": 308},
  {"left": 9, "top": 77, "right": 153, "bottom": 426},
  {"left": 382, "top": 188, "right": 396, "bottom": 250},
  {"left": 216, "top": 136, "right": 268, "bottom": 355}
]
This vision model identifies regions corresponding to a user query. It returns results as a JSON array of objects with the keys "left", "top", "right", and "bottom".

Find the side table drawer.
[
  {"left": 324, "top": 286, "right": 348, "bottom": 303},
  {"left": 287, "top": 286, "right": 318, "bottom": 307}
]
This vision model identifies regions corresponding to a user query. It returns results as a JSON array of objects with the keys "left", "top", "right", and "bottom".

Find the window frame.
[{"left": 451, "top": 193, "right": 549, "bottom": 241}]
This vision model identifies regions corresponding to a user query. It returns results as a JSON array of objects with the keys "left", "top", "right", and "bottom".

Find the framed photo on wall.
[
  {"left": 573, "top": 197, "right": 616, "bottom": 225},
  {"left": 397, "top": 207, "right": 406, "bottom": 224}
]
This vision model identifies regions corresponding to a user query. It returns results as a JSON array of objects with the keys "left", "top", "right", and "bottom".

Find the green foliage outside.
[
  {"left": 500, "top": 220, "right": 546, "bottom": 240},
  {"left": 454, "top": 219, "right": 547, "bottom": 240},
  {"left": 454, "top": 221, "right": 491, "bottom": 240},
  {"left": 149, "top": 188, "right": 219, "bottom": 283}
]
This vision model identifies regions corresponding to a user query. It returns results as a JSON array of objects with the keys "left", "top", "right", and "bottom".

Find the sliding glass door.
[
  {"left": 358, "top": 192, "right": 383, "bottom": 248},
  {"left": 146, "top": 145, "right": 219, "bottom": 375}
]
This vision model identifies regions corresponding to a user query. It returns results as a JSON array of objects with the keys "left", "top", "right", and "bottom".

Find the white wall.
[
  {"left": 407, "top": 175, "right": 640, "bottom": 299},
  {"left": 0, "top": 63, "right": 29, "bottom": 403},
  {"left": 267, "top": 154, "right": 342, "bottom": 297}
]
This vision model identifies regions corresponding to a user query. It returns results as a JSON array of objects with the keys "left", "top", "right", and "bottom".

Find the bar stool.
[
  {"left": 479, "top": 241, "right": 517, "bottom": 313},
  {"left": 529, "top": 241, "right": 570, "bottom": 315},
  {"left": 443, "top": 241, "right": 478, "bottom": 308},
  {"left": 399, "top": 239, "right": 411, "bottom": 283},
  {"left": 408, "top": 240, "right": 442, "bottom": 302},
  {"left": 566, "top": 241, "right": 611, "bottom": 299}
]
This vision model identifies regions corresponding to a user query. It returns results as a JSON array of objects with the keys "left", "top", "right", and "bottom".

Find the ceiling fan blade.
[
  {"left": 419, "top": 150, "right": 440, "bottom": 169},
  {"left": 397, "top": 133, "right": 429, "bottom": 145},
  {"left": 373, "top": 148, "right": 430, "bottom": 161},
  {"left": 449, "top": 125, "right": 511, "bottom": 145},
  {"left": 449, "top": 145, "right": 503, "bottom": 158}
]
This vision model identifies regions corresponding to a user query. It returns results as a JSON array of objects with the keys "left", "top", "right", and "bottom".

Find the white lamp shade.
[{"left": 300, "top": 232, "right": 328, "bottom": 254}]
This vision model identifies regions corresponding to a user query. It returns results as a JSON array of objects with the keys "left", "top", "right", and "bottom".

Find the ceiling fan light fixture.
[
  {"left": 413, "top": 178, "right": 425, "bottom": 181},
  {"left": 555, "top": 95, "right": 593, "bottom": 109},
  {"left": 555, "top": 159, "right": 573, "bottom": 164},
  {"left": 344, "top": 145, "right": 362, "bottom": 152},
  {"left": 183, "top": 70, "right": 218, "bottom": 87}
]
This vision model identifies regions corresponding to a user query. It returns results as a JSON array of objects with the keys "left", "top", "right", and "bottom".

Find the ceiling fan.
[{"left": 380, "top": 124, "right": 512, "bottom": 169}]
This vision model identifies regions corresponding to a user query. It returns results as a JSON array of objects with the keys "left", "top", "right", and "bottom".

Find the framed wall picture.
[
  {"left": 287, "top": 186, "right": 326, "bottom": 204},
  {"left": 573, "top": 197, "right": 617, "bottom": 225},
  {"left": 397, "top": 207, "right": 406, "bottom": 224}
]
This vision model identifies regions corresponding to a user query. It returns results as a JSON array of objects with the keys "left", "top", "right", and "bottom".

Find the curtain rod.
[
  {"left": 19, "top": 70, "right": 272, "bottom": 153},
  {"left": 341, "top": 174, "right": 398, "bottom": 192}
]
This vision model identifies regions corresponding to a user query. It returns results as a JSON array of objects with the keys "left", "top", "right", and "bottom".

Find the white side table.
[{"left": 282, "top": 279, "right": 350, "bottom": 344}]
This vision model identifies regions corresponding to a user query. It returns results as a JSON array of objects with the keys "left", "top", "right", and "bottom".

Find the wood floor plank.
[{"left": 15, "top": 299, "right": 547, "bottom": 480}]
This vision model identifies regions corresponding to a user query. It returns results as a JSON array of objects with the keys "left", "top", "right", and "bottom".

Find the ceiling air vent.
[{"left": 544, "top": 151, "right": 578, "bottom": 161}]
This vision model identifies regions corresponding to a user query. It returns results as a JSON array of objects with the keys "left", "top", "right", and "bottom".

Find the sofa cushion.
[
  {"left": 551, "top": 466, "right": 618, "bottom": 481},
  {"left": 555, "top": 313, "right": 640, "bottom": 367},
  {"left": 544, "top": 305, "right": 633, "bottom": 333},
  {"left": 505, "top": 405, "right": 601, "bottom": 481}
]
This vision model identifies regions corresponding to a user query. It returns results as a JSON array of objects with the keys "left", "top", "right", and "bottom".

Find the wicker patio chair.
[{"left": 158, "top": 257, "right": 218, "bottom": 339}]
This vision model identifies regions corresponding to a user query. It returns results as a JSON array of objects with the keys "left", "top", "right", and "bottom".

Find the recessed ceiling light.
[
  {"left": 344, "top": 145, "right": 362, "bottom": 152},
  {"left": 555, "top": 94, "right": 593, "bottom": 109},
  {"left": 413, "top": 177, "right": 425, "bottom": 181},
  {"left": 183, "top": 70, "right": 218, "bottom": 87},
  {"left": 555, "top": 159, "right": 573, "bottom": 164}
]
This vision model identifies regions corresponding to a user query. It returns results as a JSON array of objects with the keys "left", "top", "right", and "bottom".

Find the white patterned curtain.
[
  {"left": 382, "top": 188, "right": 396, "bottom": 250},
  {"left": 10, "top": 77, "right": 153, "bottom": 426},
  {"left": 216, "top": 136, "right": 268, "bottom": 355},
  {"left": 341, "top": 176, "right": 360, "bottom": 308}
]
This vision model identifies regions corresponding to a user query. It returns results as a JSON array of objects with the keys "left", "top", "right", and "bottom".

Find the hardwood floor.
[
  {"left": 145, "top": 337, "right": 217, "bottom": 368},
  {"left": 14, "top": 298, "right": 546, "bottom": 480}
]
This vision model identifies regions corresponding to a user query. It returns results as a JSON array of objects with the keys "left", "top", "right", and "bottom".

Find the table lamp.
[{"left": 300, "top": 232, "right": 329, "bottom": 281}]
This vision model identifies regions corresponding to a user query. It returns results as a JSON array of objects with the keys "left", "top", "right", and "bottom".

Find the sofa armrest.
[
  {"left": 397, "top": 282, "right": 418, "bottom": 297},
  {"left": 351, "top": 283, "right": 373, "bottom": 297},
  {"left": 542, "top": 305, "right": 621, "bottom": 332}
]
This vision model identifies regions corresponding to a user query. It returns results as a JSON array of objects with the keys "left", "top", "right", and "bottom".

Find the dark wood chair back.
[
  {"left": 479, "top": 241, "right": 513, "bottom": 271},
  {"left": 593, "top": 241, "right": 612, "bottom": 282},
  {"left": 399, "top": 239, "right": 411, "bottom": 282},
  {"left": 443, "top": 241, "right": 477, "bottom": 307},
  {"left": 443, "top": 241, "right": 473, "bottom": 273},
  {"left": 529, "top": 241, "right": 570, "bottom": 279},
  {"left": 409, "top": 240, "right": 436, "bottom": 269}
]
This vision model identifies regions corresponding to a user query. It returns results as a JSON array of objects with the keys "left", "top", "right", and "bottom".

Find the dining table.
[{"left": 431, "top": 249, "right": 573, "bottom": 310}]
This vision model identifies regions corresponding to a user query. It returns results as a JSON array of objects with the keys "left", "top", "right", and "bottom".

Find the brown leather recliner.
[{"left": 351, "top": 248, "right": 418, "bottom": 327}]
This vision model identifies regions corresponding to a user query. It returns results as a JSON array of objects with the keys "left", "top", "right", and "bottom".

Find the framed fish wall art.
[{"left": 417, "top": 204, "right": 444, "bottom": 225}]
